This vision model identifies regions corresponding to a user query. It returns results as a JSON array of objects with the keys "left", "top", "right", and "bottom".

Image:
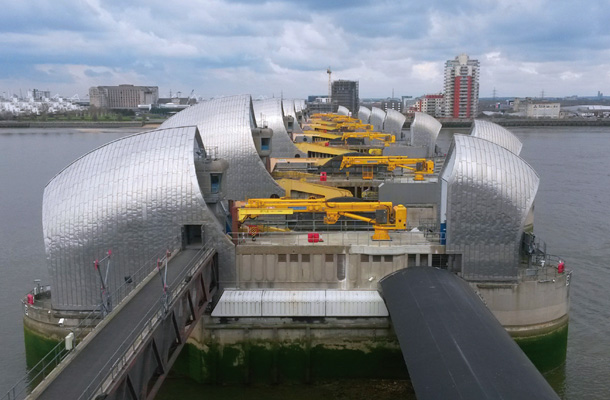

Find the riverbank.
[
  {"left": 0, "top": 120, "right": 145, "bottom": 129},
  {"left": 3, "top": 117, "right": 610, "bottom": 130},
  {"left": 409, "top": 118, "right": 610, "bottom": 128}
]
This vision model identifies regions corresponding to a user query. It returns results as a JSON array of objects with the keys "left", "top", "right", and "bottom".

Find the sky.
[{"left": 1, "top": 0, "right": 609, "bottom": 100}]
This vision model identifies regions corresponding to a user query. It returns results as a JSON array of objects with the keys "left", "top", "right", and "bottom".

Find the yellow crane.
[
  {"left": 275, "top": 178, "right": 353, "bottom": 199},
  {"left": 340, "top": 131, "right": 395, "bottom": 146},
  {"left": 335, "top": 121, "right": 373, "bottom": 132},
  {"left": 295, "top": 142, "right": 354, "bottom": 158},
  {"left": 339, "top": 156, "right": 435, "bottom": 180},
  {"left": 308, "top": 114, "right": 373, "bottom": 133},
  {"left": 237, "top": 198, "right": 407, "bottom": 241}
]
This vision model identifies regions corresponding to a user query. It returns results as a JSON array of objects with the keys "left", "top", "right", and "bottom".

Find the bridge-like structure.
[{"left": 27, "top": 245, "right": 217, "bottom": 400}]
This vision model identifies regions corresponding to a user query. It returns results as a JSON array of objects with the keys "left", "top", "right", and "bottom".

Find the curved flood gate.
[{"left": 379, "top": 267, "right": 559, "bottom": 400}]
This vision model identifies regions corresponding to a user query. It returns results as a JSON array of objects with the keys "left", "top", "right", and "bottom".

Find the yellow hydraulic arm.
[
  {"left": 340, "top": 132, "right": 395, "bottom": 146},
  {"left": 340, "top": 156, "right": 435, "bottom": 180},
  {"left": 335, "top": 122, "right": 373, "bottom": 132},
  {"left": 301, "top": 130, "right": 342, "bottom": 141},
  {"left": 238, "top": 198, "right": 407, "bottom": 241},
  {"left": 276, "top": 179, "right": 353, "bottom": 199}
]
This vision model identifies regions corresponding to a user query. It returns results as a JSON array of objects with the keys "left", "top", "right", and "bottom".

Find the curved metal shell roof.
[
  {"left": 282, "top": 98, "right": 303, "bottom": 133},
  {"left": 384, "top": 109, "right": 406, "bottom": 137},
  {"left": 471, "top": 120, "right": 523, "bottom": 155},
  {"left": 440, "top": 135, "right": 539, "bottom": 280},
  {"left": 358, "top": 106, "right": 371, "bottom": 123},
  {"left": 253, "top": 98, "right": 305, "bottom": 158},
  {"left": 337, "top": 105, "right": 350, "bottom": 116},
  {"left": 161, "top": 95, "right": 283, "bottom": 200},
  {"left": 411, "top": 112, "right": 442, "bottom": 156},
  {"left": 43, "top": 127, "right": 234, "bottom": 310},
  {"left": 370, "top": 107, "right": 386, "bottom": 131}
]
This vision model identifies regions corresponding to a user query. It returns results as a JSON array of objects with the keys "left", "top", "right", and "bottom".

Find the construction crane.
[
  {"left": 339, "top": 156, "right": 435, "bottom": 180},
  {"left": 275, "top": 178, "right": 353, "bottom": 199},
  {"left": 339, "top": 132, "right": 396, "bottom": 146},
  {"left": 238, "top": 198, "right": 407, "bottom": 240},
  {"left": 327, "top": 67, "right": 332, "bottom": 100},
  {"left": 301, "top": 130, "right": 342, "bottom": 142},
  {"left": 335, "top": 121, "right": 373, "bottom": 132},
  {"left": 309, "top": 114, "right": 373, "bottom": 132}
]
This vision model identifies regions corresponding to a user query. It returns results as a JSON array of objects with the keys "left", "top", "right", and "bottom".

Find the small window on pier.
[
  {"left": 420, "top": 254, "right": 429, "bottom": 266},
  {"left": 408, "top": 254, "right": 416, "bottom": 267},
  {"left": 325, "top": 254, "right": 334, "bottom": 263},
  {"left": 290, "top": 254, "right": 299, "bottom": 263},
  {"left": 337, "top": 254, "right": 346, "bottom": 281},
  {"left": 261, "top": 137, "right": 270, "bottom": 151},
  {"left": 210, "top": 174, "right": 222, "bottom": 194},
  {"left": 278, "top": 254, "right": 286, "bottom": 263},
  {"left": 432, "top": 254, "right": 449, "bottom": 269},
  {"left": 360, "top": 254, "right": 369, "bottom": 263}
]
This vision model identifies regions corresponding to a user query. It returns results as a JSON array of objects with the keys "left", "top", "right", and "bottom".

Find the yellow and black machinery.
[
  {"left": 339, "top": 156, "right": 435, "bottom": 180},
  {"left": 298, "top": 131, "right": 395, "bottom": 147},
  {"left": 275, "top": 178, "right": 353, "bottom": 199},
  {"left": 237, "top": 198, "right": 407, "bottom": 241},
  {"left": 339, "top": 132, "right": 395, "bottom": 146},
  {"left": 307, "top": 114, "right": 372, "bottom": 133},
  {"left": 335, "top": 121, "right": 373, "bottom": 132}
]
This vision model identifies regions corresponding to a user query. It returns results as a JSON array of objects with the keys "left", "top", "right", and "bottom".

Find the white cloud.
[
  {"left": 1, "top": 0, "right": 610, "bottom": 98},
  {"left": 411, "top": 62, "right": 441, "bottom": 81},
  {"left": 560, "top": 71, "right": 582, "bottom": 81},
  {"left": 518, "top": 64, "right": 540, "bottom": 75}
]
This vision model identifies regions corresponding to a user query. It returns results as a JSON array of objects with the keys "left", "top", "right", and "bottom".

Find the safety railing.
[
  {"left": 233, "top": 222, "right": 441, "bottom": 247},
  {"left": 76, "top": 243, "right": 214, "bottom": 400},
  {"left": 4, "top": 240, "right": 181, "bottom": 400},
  {"left": 520, "top": 254, "right": 571, "bottom": 282}
]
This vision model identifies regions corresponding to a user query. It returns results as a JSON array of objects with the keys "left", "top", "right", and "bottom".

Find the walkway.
[{"left": 32, "top": 247, "right": 214, "bottom": 400}]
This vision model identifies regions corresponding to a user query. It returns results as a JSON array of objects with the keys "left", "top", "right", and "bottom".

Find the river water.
[{"left": 0, "top": 126, "right": 609, "bottom": 399}]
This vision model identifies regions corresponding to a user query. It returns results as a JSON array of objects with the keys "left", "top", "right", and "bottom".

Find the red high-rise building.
[{"left": 443, "top": 54, "right": 479, "bottom": 119}]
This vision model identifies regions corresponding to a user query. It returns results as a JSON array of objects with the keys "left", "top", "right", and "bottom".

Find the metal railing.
[
  {"left": 233, "top": 222, "right": 441, "bottom": 247},
  {"left": 520, "top": 254, "right": 571, "bottom": 282},
  {"left": 76, "top": 244, "right": 214, "bottom": 400},
  {"left": 4, "top": 240, "right": 181, "bottom": 400}
]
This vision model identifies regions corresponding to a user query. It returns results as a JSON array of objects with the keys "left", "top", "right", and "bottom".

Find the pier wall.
[
  {"left": 471, "top": 271, "right": 571, "bottom": 328},
  {"left": 174, "top": 316, "right": 407, "bottom": 385}
]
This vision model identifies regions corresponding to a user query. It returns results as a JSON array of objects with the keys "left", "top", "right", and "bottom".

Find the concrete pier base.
[{"left": 173, "top": 316, "right": 407, "bottom": 385}]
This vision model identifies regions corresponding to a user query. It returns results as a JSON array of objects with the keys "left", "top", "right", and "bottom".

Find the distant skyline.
[{"left": 1, "top": 0, "right": 609, "bottom": 100}]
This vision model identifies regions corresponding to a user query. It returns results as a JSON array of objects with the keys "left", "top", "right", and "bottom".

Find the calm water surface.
[{"left": 0, "top": 126, "right": 609, "bottom": 399}]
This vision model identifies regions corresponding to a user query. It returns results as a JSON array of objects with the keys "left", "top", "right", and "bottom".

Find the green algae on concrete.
[
  {"left": 23, "top": 322, "right": 61, "bottom": 369},
  {"left": 157, "top": 376, "right": 417, "bottom": 400},
  {"left": 515, "top": 323, "right": 569, "bottom": 373},
  {"left": 311, "top": 343, "right": 407, "bottom": 380},
  {"left": 172, "top": 337, "right": 407, "bottom": 385}
]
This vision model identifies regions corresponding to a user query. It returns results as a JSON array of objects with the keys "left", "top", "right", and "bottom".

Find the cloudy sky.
[{"left": 1, "top": 0, "right": 608, "bottom": 100}]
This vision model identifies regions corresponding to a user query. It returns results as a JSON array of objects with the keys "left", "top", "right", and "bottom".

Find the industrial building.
[
  {"left": 88, "top": 84, "right": 159, "bottom": 109},
  {"left": 331, "top": 80, "right": 359, "bottom": 115},
  {"left": 443, "top": 54, "right": 480, "bottom": 118}
]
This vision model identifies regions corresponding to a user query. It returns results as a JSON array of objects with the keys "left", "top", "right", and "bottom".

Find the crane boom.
[
  {"left": 238, "top": 198, "right": 407, "bottom": 240},
  {"left": 340, "top": 156, "right": 435, "bottom": 180},
  {"left": 340, "top": 132, "right": 395, "bottom": 145}
]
